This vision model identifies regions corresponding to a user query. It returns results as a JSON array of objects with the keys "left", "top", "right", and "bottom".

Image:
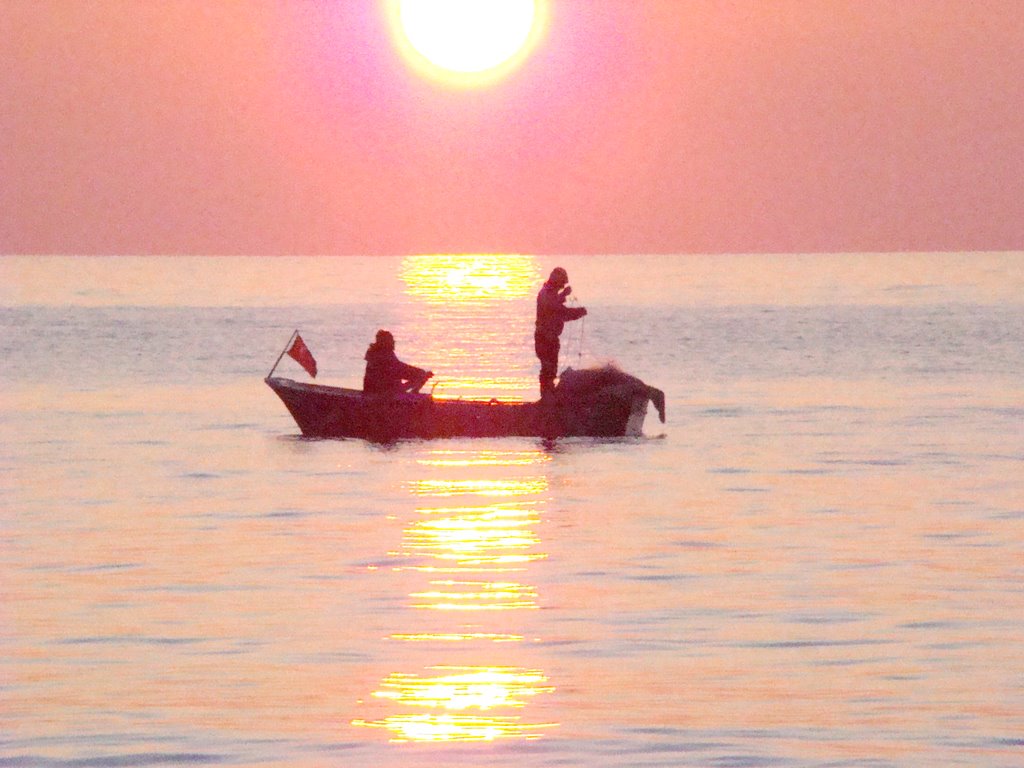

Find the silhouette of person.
[
  {"left": 534, "top": 267, "right": 587, "bottom": 398},
  {"left": 363, "top": 330, "right": 433, "bottom": 396}
]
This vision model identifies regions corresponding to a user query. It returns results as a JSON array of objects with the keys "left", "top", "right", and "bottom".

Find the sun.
[{"left": 388, "top": 0, "right": 547, "bottom": 87}]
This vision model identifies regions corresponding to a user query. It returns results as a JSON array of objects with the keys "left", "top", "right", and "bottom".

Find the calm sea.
[{"left": 2, "top": 253, "right": 1022, "bottom": 767}]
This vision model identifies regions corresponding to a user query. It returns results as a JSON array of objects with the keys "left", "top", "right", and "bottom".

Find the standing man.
[{"left": 535, "top": 267, "right": 587, "bottom": 399}]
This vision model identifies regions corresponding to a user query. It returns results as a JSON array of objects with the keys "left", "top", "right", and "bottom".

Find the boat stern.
[{"left": 556, "top": 366, "right": 665, "bottom": 437}]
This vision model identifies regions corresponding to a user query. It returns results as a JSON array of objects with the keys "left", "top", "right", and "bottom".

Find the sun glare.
[{"left": 389, "top": 0, "right": 546, "bottom": 86}]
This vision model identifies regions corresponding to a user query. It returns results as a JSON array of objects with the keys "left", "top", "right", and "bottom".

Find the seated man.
[{"left": 362, "top": 329, "right": 433, "bottom": 396}]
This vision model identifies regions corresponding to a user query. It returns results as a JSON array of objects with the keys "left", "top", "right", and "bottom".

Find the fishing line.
[
  {"left": 568, "top": 294, "right": 585, "bottom": 366},
  {"left": 577, "top": 314, "right": 585, "bottom": 366}
]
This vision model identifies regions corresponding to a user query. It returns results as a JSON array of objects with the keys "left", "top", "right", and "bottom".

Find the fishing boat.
[
  {"left": 265, "top": 366, "right": 665, "bottom": 442},
  {"left": 265, "top": 331, "right": 664, "bottom": 441}
]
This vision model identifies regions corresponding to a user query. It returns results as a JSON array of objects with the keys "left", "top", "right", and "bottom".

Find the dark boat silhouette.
[{"left": 266, "top": 365, "right": 665, "bottom": 441}]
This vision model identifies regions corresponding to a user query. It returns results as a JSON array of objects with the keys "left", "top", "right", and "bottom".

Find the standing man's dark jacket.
[{"left": 534, "top": 268, "right": 587, "bottom": 397}]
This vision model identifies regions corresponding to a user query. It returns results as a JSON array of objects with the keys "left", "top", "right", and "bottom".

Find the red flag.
[{"left": 287, "top": 334, "right": 317, "bottom": 378}]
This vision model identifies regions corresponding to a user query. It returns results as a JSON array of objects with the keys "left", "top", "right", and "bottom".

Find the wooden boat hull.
[{"left": 265, "top": 375, "right": 661, "bottom": 441}]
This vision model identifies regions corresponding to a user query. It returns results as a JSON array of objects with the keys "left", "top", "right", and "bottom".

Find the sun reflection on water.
[
  {"left": 397, "top": 254, "right": 540, "bottom": 398},
  {"left": 410, "top": 478, "right": 547, "bottom": 497},
  {"left": 353, "top": 666, "right": 557, "bottom": 742},
  {"left": 400, "top": 254, "right": 540, "bottom": 304},
  {"left": 352, "top": 446, "right": 557, "bottom": 743},
  {"left": 400, "top": 504, "right": 545, "bottom": 575},
  {"left": 410, "top": 579, "right": 538, "bottom": 612},
  {"left": 418, "top": 449, "right": 545, "bottom": 467},
  {"left": 371, "top": 666, "right": 553, "bottom": 710},
  {"left": 389, "top": 632, "right": 523, "bottom": 643}
]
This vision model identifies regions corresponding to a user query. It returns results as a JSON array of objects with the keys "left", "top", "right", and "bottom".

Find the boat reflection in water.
[{"left": 352, "top": 447, "right": 557, "bottom": 743}]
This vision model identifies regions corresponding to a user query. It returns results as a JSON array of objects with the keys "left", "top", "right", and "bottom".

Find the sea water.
[{"left": 1, "top": 253, "right": 1022, "bottom": 767}]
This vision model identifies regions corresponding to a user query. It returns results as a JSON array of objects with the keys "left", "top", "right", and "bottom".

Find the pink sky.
[{"left": 2, "top": 0, "right": 1023, "bottom": 255}]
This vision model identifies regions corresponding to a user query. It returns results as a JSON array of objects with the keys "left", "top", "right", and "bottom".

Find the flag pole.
[{"left": 267, "top": 329, "right": 299, "bottom": 380}]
